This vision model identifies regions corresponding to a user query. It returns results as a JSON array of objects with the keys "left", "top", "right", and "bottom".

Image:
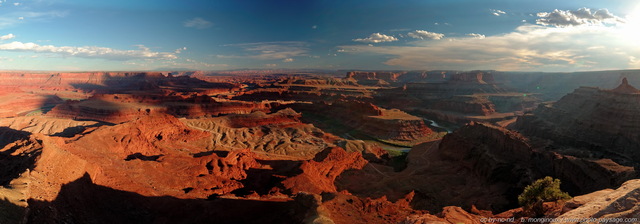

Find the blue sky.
[{"left": 0, "top": 0, "right": 639, "bottom": 71}]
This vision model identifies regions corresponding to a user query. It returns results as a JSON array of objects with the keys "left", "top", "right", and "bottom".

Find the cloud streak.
[
  {"left": 466, "top": 33, "right": 485, "bottom": 39},
  {"left": 0, "top": 42, "right": 177, "bottom": 60},
  {"left": 184, "top": 17, "right": 213, "bottom": 29},
  {"left": 353, "top": 33, "right": 398, "bottom": 43},
  {"left": 218, "top": 41, "right": 309, "bottom": 60},
  {"left": 0, "top": 10, "right": 68, "bottom": 29}
]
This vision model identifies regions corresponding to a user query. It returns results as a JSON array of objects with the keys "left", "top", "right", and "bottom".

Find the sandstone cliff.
[
  {"left": 515, "top": 78, "right": 640, "bottom": 167},
  {"left": 338, "top": 122, "right": 635, "bottom": 212}
]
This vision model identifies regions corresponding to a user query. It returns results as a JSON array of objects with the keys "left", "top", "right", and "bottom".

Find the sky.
[{"left": 0, "top": 0, "right": 639, "bottom": 72}]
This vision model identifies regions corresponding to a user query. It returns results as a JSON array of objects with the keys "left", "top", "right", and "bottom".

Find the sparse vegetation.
[
  {"left": 518, "top": 176, "right": 571, "bottom": 216},
  {"left": 387, "top": 150, "right": 408, "bottom": 172}
]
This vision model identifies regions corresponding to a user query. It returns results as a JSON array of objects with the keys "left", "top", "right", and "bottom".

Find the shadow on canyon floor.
[
  {"left": 27, "top": 173, "right": 310, "bottom": 224},
  {"left": 0, "top": 127, "right": 40, "bottom": 186}
]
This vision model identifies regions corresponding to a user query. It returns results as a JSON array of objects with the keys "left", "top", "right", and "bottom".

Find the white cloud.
[
  {"left": 536, "top": 8, "right": 624, "bottom": 27},
  {"left": 339, "top": 24, "right": 640, "bottom": 72},
  {"left": 219, "top": 41, "right": 308, "bottom": 60},
  {"left": 353, "top": 33, "right": 398, "bottom": 43},
  {"left": 183, "top": 17, "right": 212, "bottom": 29},
  {"left": 407, "top": 30, "right": 444, "bottom": 40},
  {"left": 312, "top": 25, "right": 317, "bottom": 29},
  {"left": 491, "top": 9, "right": 506, "bottom": 16},
  {"left": 283, "top": 58, "right": 294, "bottom": 62},
  {"left": 0, "top": 33, "right": 15, "bottom": 40},
  {"left": 466, "top": 33, "right": 485, "bottom": 39},
  {"left": 0, "top": 42, "right": 177, "bottom": 60},
  {"left": 174, "top": 47, "right": 187, "bottom": 53},
  {"left": 14, "top": 2, "right": 20, "bottom": 6}
]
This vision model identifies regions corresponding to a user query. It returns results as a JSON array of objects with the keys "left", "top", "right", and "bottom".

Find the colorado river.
[
  {"left": 423, "top": 118, "right": 453, "bottom": 133},
  {"left": 341, "top": 118, "right": 453, "bottom": 153}
]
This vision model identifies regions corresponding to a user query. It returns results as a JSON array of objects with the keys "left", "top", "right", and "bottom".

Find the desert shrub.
[{"left": 518, "top": 176, "right": 571, "bottom": 216}]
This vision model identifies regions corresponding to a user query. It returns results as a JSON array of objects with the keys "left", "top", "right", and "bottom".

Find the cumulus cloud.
[
  {"left": 0, "top": 42, "right": 177, "bottom": 60},
  {"left": 536, "top": 8, "right": 624, "bottom": 27},
  {"left": 353, "top": 33, "right": 398, "bottom": 43},
  {"left": 339, "top": 24, "right": 640, "bottom": 72},
  {"left": 466, "top": 33, "right": 485, "bottom": 39},
  {"left": 183, "top": 17, "right": 213, "bottom": 29},
  {"left": 219, "top": 41, "right": 308, "bottom": 60},
  {"left": 491, "top": 9, "right": 506, "bottom": 16},
  {"left": 283, "top": 58, "right": 294, "bottom": 62},
  {"left": 407, "top": 30, "right": 445, "bottom": 40},
  {"left": 0, "top": 33, "right": 15, "bottom": 40}
]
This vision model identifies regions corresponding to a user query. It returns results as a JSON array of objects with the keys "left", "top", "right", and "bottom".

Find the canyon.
[{"left": 1, "top": 70, "right": 640, "bottom": 223}]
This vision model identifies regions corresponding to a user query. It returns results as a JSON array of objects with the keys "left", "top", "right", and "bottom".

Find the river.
[
  {"left": 341, "top": 118, "right": 453, "bottom": 153},
  {"left": 423, "top": 118, "right": 453, "bottom": 133}
]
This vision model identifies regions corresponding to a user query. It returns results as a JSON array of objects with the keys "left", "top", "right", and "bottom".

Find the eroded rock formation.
[
  {"left": 2, "top": 70, "right": 640, "bottom": 223},
  {"left": 338, "top": 122, "right": 635, "bottom": 213},
  {"left": 515, "top": 78, "right": 640, "bottom": 167}
]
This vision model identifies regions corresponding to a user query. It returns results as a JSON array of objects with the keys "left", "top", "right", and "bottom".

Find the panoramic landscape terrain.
[
  {"left": 2, "top": 0, "right": 640, "bottom": 223},
  {"left": 0, "top": 70, "right": 639, "bottom": 223}
]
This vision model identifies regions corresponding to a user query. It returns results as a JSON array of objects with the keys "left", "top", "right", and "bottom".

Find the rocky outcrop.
[
  {"left": 182, "top": 109, "right": 332, "bottom": 158},
  {"left": 232, "top": 86, "right": 373, "bottom": 103},
  {"left": 346, "top": 71, "right": 405, "bottom": 85},
  {"left": 611, "top": 77, "right": 640, "bottom": 94},
  {"left": 282, "top": 147, "right": 367, "bottom": 194},
  {"left": 293, "top": 100, "right": 435, "bottom": 143},
  {"left": 432, "top": 95, "right": 496, "bottom": 116},
  {"left": 404, "top": 206, "right": 485, "bottom": 224},
  {"left": 0, "top": 116, "right": 102, "bottom": 137},
  {"left": 437, "top": 122, "right": 635, "bottom": 205},
  {"left": 278, "top": 77, "right": 359, "bottom": 86},
  {"left": 0, "top": 129, "right": 41, "bottom": 185},
  {"left": 338, "top": 122, "right": 635, "bottom": 212},
  {"left": 374, "top": 71, "right": 537, "bottom": 124},
  {"left": 0, "top": 93, "right": 64, "bottom": 118},
  {"left": 450, "top": 71, "right": 495, "bottom": 84},
  {"left": 492, "top": 70, "right": 640, "bottom": 101},
  {"left": 515, "top": 78, "right": 640, "bottom": 167},
  {"left": 0, "top": 116, "right": 386, "bottom": 223},
  {"left": 554, "top": 179, "right": 640, "bottom": 224},
  {"left": 47, "top": 93, "right": 271, "bottom": 123},
  {"left": 0, "top": 72, "right": 238, "bottom": 93}
]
